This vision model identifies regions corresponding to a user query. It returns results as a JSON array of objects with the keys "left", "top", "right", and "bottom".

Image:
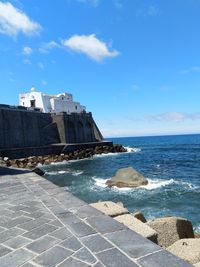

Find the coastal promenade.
[{"left": 0, "top": 167, "right": 192, "bottom": 267}]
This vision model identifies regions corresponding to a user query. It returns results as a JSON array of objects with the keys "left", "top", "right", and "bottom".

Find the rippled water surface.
[{"left": 42, "top": 134, "right": 200, "bottom": 232}]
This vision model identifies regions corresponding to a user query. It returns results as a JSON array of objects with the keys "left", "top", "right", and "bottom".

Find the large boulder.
[
  {"left": 106, "top": 167, "right": 148, "bottom": 188},
  {"left": 147, "top": 216, "right": 194, "bottom": 248},
  {"left": 90, "top": 201, "right": 129, "bottom": 217},
  {"left": 167, "top": 238, "right": 200, "bottom": 265},
  {"left": 114, "top": 214, "right": 157, "bottom": 243}
]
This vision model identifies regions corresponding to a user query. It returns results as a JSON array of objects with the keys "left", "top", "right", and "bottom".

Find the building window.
[
  {"left": 30, "top": 100, "right": 36, "bottom": 108},
  {"left": 75, "top": 105, "right": 77, "bottom": 110}
]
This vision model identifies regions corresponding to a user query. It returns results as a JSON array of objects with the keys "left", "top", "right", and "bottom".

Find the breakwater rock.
[
  {"left": 90, "top": 201, "right": 199, "bottom": 266},
  {"left": 1, "top": 144, "right": 127, "bottom": 169},
  {"left": 106, "top": 167, "right": 148, "bottom": 188}
]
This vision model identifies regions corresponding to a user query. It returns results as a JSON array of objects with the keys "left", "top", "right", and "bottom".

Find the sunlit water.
[{"left": 41, "top": 134, "right": 200, "bottom": 232}]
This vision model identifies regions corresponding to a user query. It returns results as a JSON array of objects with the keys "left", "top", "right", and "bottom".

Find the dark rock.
[{"left": 32, "top": 167, "right": 45, "bottom": 176}]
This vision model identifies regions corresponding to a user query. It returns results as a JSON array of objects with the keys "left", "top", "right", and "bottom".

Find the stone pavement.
[{"left": 0, "top": 169, "right": 193, "bottom": 267}]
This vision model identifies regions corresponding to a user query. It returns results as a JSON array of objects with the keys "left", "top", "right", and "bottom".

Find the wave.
[
  {"left": 45, "top": 169, "right": 84, "bottom": 176},
  {"left": 140, "top": 178, "right": 175, "bottom": 190},
  {"left": 94, "top": 153, "right": 120, "bottom": 158},
  {"left": 45, "top": 170, "right": 68, "bottom": 175},
  {"left": 124, "top": 146, "right": 141, "bottom": 153},
  {"left": 93, "top": 147, "right": 141, "bottom": 159},
  {"left": 93, "top": 177, "right": 175, "bottom": 191},
  {"left": 72, "top": 171, "right": 84, "bottom": 176},
  {"left": 50, "top": 160, "right": 68, "bottom": 165},
  {"left": 93, "top": 177, "right": 109, "bottom": 188},
  {"left": 195, "top": 225, "right": 200, "bottom": 233}
]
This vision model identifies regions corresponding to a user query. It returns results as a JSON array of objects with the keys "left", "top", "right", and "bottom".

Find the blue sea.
[{"left": 42, "top": 134, "right": 200, "bottom": 232}]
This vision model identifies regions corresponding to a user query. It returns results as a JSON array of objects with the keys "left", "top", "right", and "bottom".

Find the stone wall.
[
  {"left": 52, "top": 112, "right": 103, "bottom": 144},
  {"left": 0, "top": 107, "right": 103, "bottom": 151}
]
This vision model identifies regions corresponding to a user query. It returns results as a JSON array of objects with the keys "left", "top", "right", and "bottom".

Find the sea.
[{"left": 41, "top": 134, "right": 200, "bottom": 233}]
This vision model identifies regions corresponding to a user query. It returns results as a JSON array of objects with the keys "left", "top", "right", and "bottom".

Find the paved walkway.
[{"left": 0, "top": 169, "right": 192, "bottom": 267}]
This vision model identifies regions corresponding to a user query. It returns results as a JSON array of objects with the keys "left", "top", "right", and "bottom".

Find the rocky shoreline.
[
  {"left": 0, "top": 144, "right": 127, "bottom": 170},
  {"left": 1, "top": 143, "right": 199, "bottom": 266},
  {"left": 91, "top": 201, "right": 200, "bottom": 266}
]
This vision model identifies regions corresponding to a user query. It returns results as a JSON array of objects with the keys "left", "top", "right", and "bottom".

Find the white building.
[{"left": 19, "top": 87, "right": 86, "bottom": 114}]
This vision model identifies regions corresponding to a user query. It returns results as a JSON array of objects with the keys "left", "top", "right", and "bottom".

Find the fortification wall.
[
  {"left": 0, "top": 107, "right": 103, "bottom": 151},
  {"left": 52, "top": 112, "right": 103, "bottom": 144}
]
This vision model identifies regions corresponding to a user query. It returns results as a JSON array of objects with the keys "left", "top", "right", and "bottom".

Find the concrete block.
[
  {"left": 167, "top": 238, "right": 200, "bottom": 265},
  {"left": 90, "top": 201, "right": 129, "bottom": 217},
  {"left": 114, "top": 214, "right": 157, "bottom": 243}
]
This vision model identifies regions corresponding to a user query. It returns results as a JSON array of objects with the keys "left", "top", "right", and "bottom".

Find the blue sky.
[{"left": 1, "top": 0, "right": 200, "bottom": 137}]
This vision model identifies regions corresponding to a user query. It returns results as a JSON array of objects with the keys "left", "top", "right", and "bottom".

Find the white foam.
[
  {"left": 93, "top": 177, "right": 109, "bottom": 188},
  {"left": 124, "top": 146, "right": 141, "bottom": 153},
  {"left": 140, "top": 179, "right": 175, "bottom": 190},
  {"left": 58, "top": 170, "right": 67, "bottom": 174},
  {"left": 93, "top": 177, "right": 175, "bottom": 191},
  {"left": 195, "top": 225, "right": 200, "bottom": 233},
  {"left": 45, "top": 171, "right": 58, "bottom": 175},
  {"left": 72, "top": 171, "right": 84, "bottom": 176},
  {"left": 50, "top": 160, "right": 68, "bottom": 165},
  {"left": 174, "top": 180, "right": 199, "bottom": 190},
  {"left": 94, "top": 153, "right": 119, "bottom": 158}
]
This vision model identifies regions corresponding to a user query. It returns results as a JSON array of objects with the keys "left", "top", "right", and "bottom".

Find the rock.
[
  {"left": 147, "top": 216, "right": 194, "bottom": 248},
  {"left": 132, "top": 211, "right": 147, "bottom": 223},
  {"left": 195, "top": 232, "right": 200, "bottom": 238},
  {"left": 106, "top": 167, "right": 148, "bottom": 188},
  {"left": 32, "top": 167, "right": 45, "bottom": 176},
  {"left": 116, "top": 202, "right": 124, "bottom": 207},
  {"left": 90, "top": 201, "right": 129, "bottom": 217},
  {"left": 114, "top": 214, "right": 157, "bottom": 243},
  {"left": 194, "top": 262, "right": 200, "bottom": 267},
  {"left": 0, "top": 159, "right": 6, "bottom": 166},
  {"left": 167, "top": 238, "right": 200, "bottom": 264}
]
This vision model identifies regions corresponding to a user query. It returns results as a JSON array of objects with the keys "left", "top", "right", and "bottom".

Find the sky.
[{"left": 0, "top": 0, "right": 200, "bottom": 137}]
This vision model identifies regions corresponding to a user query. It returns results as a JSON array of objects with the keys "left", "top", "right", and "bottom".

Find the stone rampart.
[{"left": 0, "top": 107, "right": 104, "bottom": 158}]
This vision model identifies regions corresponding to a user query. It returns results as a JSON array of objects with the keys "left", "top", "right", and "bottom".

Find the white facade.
[{"left": 19, "top": 87, "right": 86, "bottom": 114}]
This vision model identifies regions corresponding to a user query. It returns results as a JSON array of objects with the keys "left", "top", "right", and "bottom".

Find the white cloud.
[
  {"left": 76, "top": 0, "right": 99, "bottom": 7},
  {"left": 42, "top": 80, "right": 47, "bottom": 86},
  {"left": 147, "top": 112, "right": 200, "bottom": 123},
  {"left": 22, "top": 46, "right": 32, "bottom": 55},
  {"left": 132, "top": 84, "right": 140, "bottom": 91},
  {"left": 62, "top": 34, "right": 119, "bottom": 62},
  {"left": 137, "top": 5, "right": 160, "bottom": 17},
  {"left": 37, "top": 62, "right": 44, "bottom": 69},
  {"left": 113, "top": 0, "right": 123, "bottom": 9},
  {"left": 179, "top": 66, "right": 200, "bottom": 75},
  {"left": 0, "top": 1, "right": 41, "bottom": 36},
  {"left": 159, "top": 85, "right": 173, "bottom": 91},
  {"left": 23, "top": 59, "right": 31, "bottom": 64},
  {"left": 39, "top": 41, "right": 60, "bottom": 53}
]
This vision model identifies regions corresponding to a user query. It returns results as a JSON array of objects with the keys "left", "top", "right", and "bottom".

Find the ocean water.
[{"left": 42, "top": 134, "right": 200, "bottom": 232}]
